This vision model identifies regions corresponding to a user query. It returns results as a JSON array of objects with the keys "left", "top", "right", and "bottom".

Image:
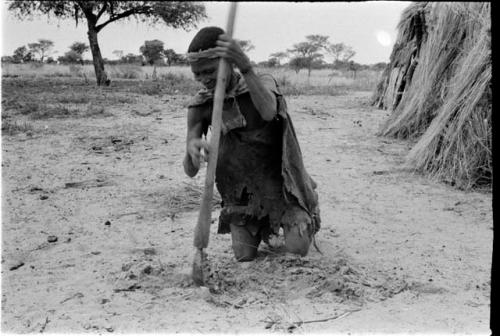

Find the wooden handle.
[{"left": 194, "top": 2, "right": 238, "bottom": 249}]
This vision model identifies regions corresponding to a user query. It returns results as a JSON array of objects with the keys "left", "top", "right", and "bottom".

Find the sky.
[{"left": 1, "top": 1, "right": 412, "bottom": 65}]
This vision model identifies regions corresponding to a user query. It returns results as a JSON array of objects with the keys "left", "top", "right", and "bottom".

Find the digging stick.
[{"left": 192, "top": 2, "right": 238, "bottom": 286}]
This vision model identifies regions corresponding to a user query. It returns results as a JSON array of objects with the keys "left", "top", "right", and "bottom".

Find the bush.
[
  {"left": 111, "top": 65, "right": 141, "bottom": 79},
  {"left": 69, "top": 64, "right": 85, "bottom": 77}
]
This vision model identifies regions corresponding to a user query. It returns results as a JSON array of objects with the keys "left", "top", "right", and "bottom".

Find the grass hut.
[{"left": 372, "top": 2, "right": 491, "bottom": 190}]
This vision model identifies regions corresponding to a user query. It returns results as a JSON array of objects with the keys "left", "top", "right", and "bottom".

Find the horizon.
[{"left": 1, "top": 1, "right": 411, "bottom": 65}]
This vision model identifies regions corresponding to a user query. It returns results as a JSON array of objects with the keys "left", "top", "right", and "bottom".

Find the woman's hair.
[{"left": 188, "top": 26, "right": 225, "bottom": 53}]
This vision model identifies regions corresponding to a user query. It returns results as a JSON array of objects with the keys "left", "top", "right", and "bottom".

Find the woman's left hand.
[{"left": 215, "top": 34, "right": 252, "bottom": 73}]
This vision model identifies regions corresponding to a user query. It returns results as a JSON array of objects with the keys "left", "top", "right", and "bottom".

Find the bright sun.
[{"left": 375, "top": 30, "right": 392, "bottom": 47}]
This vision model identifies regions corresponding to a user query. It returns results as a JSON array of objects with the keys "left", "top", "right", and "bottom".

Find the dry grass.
[
  {"left": 1, "top": 78, "right": 121, "bottom": 120},
  {"left": 406, "top": 5, "right": 491, "bottom": 189},
  {"left": 165, "top": 181, "right": 221, "bottom": 215},
  {"left": 2, "top": 63, "right": 381, "bottom": 96},
  {"left": 373, "top": 2, "right": 491, "bottom": 190},
  {"left": 371, "top": 2, "right": 429, "bottom": 110},
  {"left": 258, "top": 67, "right": 380, "bottom": 95},
  {"left": 378, "top": 3, "right": 474, "bottom": 139},
  {"left": 1, "top": 119, "right": 34, "bottom": 136}
]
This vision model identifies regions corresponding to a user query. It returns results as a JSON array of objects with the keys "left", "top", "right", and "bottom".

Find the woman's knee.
[
  {"left": 233, "top": 245, "right": 258, "bottom": 261},
  {"left": 230, "top": 223, "right": 260, "bottom": 262}
]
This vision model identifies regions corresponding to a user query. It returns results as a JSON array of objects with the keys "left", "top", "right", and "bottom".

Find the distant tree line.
[
  {"left": 2, "top": 38, "right": 190, "bottom": 66},
  {"left": 2, "top": 34, "right": 387, "bottom": 76},
  {"left": 2, "top": 37, "right": 259, "bottom": 68},
  {"left": 4, "top": 2, "right": 388, "bottom": 84},
  {"left": 259, "top": 35, "right": 380, "bottom": 77},
  {"left": 7, "top": 0, "right": 207, "bottom": 86}
]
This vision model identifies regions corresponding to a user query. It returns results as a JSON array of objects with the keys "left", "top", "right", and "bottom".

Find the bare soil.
[{"left": 1, "top": 85, "right": 492, "bottom": 334}]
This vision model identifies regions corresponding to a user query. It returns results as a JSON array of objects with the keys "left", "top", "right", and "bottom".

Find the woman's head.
[
  {"left": 187, "top": 26, "right": 231, "bottom": 90},
  {"left": 188, "top": 26, "right": 225, "bottom": 53}
]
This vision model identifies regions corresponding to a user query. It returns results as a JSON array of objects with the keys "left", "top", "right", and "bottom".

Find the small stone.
[
  {"left": 143, "top": 248, "right": 156, "bottom": 255},
  {"left": 104, "top": 220, "right": 111, "bottom": 226},
  {"left": 339, "top": 266, "right": 350, "bottom": 275},
  {"left": 47, "top": 235, "right": 58, "bottom": 243},
  {"left": 196, "top": 286, "right": 211, "bottom": 300},
  {"left": 240, "top": 262, "right": 254, "bottom": 269},
  {"left": 327, "top": 278, "right": 343, "bottom": 291},
  {"left": 101, "top": 298, "right": 110, "bottom": 304},
  {"left": 121, "top": 263, "right": 132, "bottom": 272},
  {"left": 40, "top": 195, "right": 49, "bottom": 200}
]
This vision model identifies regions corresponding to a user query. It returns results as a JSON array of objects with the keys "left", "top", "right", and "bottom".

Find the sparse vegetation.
[
  {"left": 1, "top": 119, "right": 34, "bottom": 135},
  {"left": 7, "top": 1, "right": 207, "bottom": 85},
  {"left": 2, "top": 63, "right": 381, "bottom": 97}
]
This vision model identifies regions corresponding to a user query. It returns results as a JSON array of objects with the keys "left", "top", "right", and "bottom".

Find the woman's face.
[{"left": 191, "top": 58, "right": 219, "bottom": 90}]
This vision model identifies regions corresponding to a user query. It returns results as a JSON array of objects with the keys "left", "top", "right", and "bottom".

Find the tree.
[
  {"left": 325, "top": 42, "right": 346, "bottom": 63},
  {"left": 121, "top": 53, "right": 143, "bottom": 64},
  {"left": 140, "top": 39, "right": 165, "bottom": 65},
  {"left": 112, "top": 49, "right": 124, "bottom": 60},
  {"left": 288, "top": 34, "right": 329, "bottom": 77},
  {"left": 12, "top": 45, "right": 32, "bottom": 63},
  {"left": 2, "top": 56, "right": 15, "bottom": 63},
  {"left": 347, "top": 60, "right": 361, "bottom": 79},
  {"left": 8, "top": 1, "right": 206, "bottom": 86},
  {"left": 164, "top": 48, "right": 182, "bottom": 66},
  {"left": 289, "top": 56, "right": 309, "bottom": 74},
  {"left": 325, "top": 42, "right": 356, "bottom": 82},
  {"left": 269, "top": 51, "right": 288, "bottom": 66},
  {"left": 58, "top": 51, "right": 80, "bottom": 64},
  {"left": 58, "top": 42, "right": 89, "bottom": 64},
  {"left": 236, "top": 39, "right": 254, "bottom": 53},
  {"left": 341, "top": 46, "right": 356, "bottom": 62},
  {"left": 264, "top": 57, "right": 279, "bottom": 68},
  {"left": 27, "top": 39, "right": 54, "bottom": 62},
  {"left": 70, "top": 41, "right": 89, "bottom": 56},
  {"left": 371, "top": 62, "right": 387, "bottom": 71}
]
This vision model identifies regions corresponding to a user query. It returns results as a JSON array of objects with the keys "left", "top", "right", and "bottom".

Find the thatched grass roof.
[{"left": 372, "top": 2, "right": 491, "bottom": 190}]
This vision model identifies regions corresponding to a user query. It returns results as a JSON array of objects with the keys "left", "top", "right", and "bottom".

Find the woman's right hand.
[{"left": 187, "top": 138, "right": 210, "bottom": 169}]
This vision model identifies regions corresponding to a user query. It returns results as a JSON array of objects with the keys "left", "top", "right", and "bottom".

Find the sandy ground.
[{"left": 1, "top": 89, "right": 492, "bottom": 334}]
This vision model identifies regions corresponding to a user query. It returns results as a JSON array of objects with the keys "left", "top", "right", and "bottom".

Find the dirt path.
[{"left": 1, "top": 91, "right": 491, "bottom": 333}]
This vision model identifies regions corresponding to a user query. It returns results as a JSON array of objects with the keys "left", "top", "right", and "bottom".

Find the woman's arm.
[
  {"left": 183, "top": 107, "right": 209, "bottom": 177},
  {"left": 215, "top": 35, "right": 277, "bottom": 121}
]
